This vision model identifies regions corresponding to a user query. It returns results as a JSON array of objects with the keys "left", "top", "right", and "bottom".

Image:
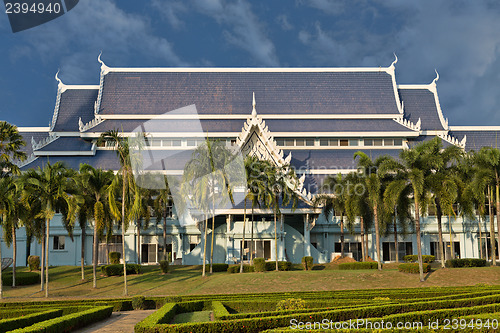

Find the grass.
[
  {"left": 171, "top": 310, "right": 212, "bottom": 323},
  {"left": 0, "top": 264, "right": 499, "bottom": 301}
]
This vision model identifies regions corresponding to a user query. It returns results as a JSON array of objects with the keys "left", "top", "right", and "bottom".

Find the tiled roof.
[
  {"left": 18, "top": 131, "right": 49, "bottom": 156},
  {"left": 449, "top": 130, "right": 500, "bottom": 151},
  {"left": 265, "top": 119, "right": 416, "bottom": 133},
  {"left": 21, "top": 150, "right": 120, "bottom": 171},
  {"left": 35, "top": 137, "right": 93, "bottom": 152},
  {"left": 399, "top": 88, "right": 445, "bottom": 131},
  {"left": 85, "top": 119, "right": 246, "bottom": 133},
  {"left": 98, "top": 71, "right": 401, "bottom": 116},
  {"left": 407, "top": 135, "right": 454, "bottom": 148},
  {"left": 53, "top": 89, "right": 98, "bottom": 132}
]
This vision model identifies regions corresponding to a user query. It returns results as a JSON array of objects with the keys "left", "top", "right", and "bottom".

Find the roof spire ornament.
[
  {"left": 97, "top": 51, "right": 110, "bottom": 74},
  {"left": 55, "top": 69, "right": 64, "bottom": 89},
  {"left": 390, "top": 53, "right": 398, "bottom": 69},
  {"left": 432, "top": 69, "right": 439, "bottom": 86},
  {"left": 251, "top": 92, "right": 257, "bottom": 117}
]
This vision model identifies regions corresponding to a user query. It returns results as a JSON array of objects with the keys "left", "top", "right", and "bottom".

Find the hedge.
[
  {"left": 212, "top": 301, "right": 230, "bottom": 319},
  {"left": 301, "top": 256, "right": 313, "bottom": 271},
  {"left": 398, "top": 263, "right": 430, "bottom": 274},
  {"left": 446, "top": 258, "right": 487, "bottom": 268},
  {"left": 132, "top": 296, "right": 146, "bottom": 310},
  {"left": 159, "top": 260, "right": 169, "bottom": 273},
  {"left": 227, "top": 265, "right": 255, "bottom": 273},
  {"left": 109, "top": 251, "right": 121, "bottom": 264},
  {"left": 1, "top": 272, "right": 40, "bottom": 286},
  {"left": 0, "top": 309, "right": 63, "bottom": 333},
  {"left": 253, "top": 258, "right": 266, "bottom": 272},
  {"left": 27, "top": 256, "right": 40, "bottom": 271},
  {"left": 9, "top": 306, "right": 113, "bottom": 333},
  {"left": 0, "top": 298, "right": 133, "bottom": 312},
  {"left": 135, "top": 303, "right": 177, "bottom": 333},
  {"left": 403, "top": 255, "right": 435, "bottom": 263},
  {"left": 101, "top": 264, "right": 142, "bottom": 276},
  {"left": 210, "top": 263, "right": 229, "bottom": 272},
  {"left": 0, "top": 309, "right": 42, "bottom": 320},
  {"left": 265, "top": 261, "right": 292, "bottom": 271},
  {"left": 338, "top": 262, "right": 379, "bottom": 270}
]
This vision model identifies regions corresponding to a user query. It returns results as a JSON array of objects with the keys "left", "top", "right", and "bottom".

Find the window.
[
  {"left": 334, "top": 242, "right": 362, "bottom": 261},
  {"left": 53, "top": 236, "right": 65, "bottom": 250},
  {"left": 340, "top": 139, "right": 349, "bottom": 146},
  {"left": 305, "top": 139, "right": 315, "bottom": 146},
  {"left": 383, "top": 242, "right": 413, "bottom": 261},
  {"left": 230, "top": 139, "right": 237, "bottom": 146},
  {"left": 276, "top": 138, "right": 284, "bottom": 146},
  {"left": 172, "top": 140, "right": 182, "bottom": 147},
  {"left": 394, "top": 139, "right": 403, "bottom": 146},
  {"left": 152, "top": 139, "right": 162, "bottom": 147},
  {"left": 187, "top": 139, "right": 197, "bottom": 147},
  {"left": 384, "top": 139, "right": 394, "bottom": 146},
  {"left": 364, "top": 139, "right": 373, "bottom": 146},
  {"left": 349, "top": 139, "right": 358, "bottom": 146},
  {"left": 284, "top": 138, "right": 295, "bottom": 146},
  {"left": 373, "top": 139, "right": 383, "bottom": 146},
  {"left": 189, "top": 235, "right": 201, "bottom": 252},
  {"left": 295, "top": 139, "right": 305, "bottom": 146},
  {"left": 320, "top": 139, "right": 329, "bottom": 146}
]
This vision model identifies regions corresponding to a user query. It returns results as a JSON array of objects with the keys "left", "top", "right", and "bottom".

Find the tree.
[
  {"left": 131, "top": 186, "right": 154, "bottom": 264},
  {"left": 153, "top": 177, "right": 171, "bottom": 262},
  {"left": 0, "top": 121, "right": 26, "bottom": 176},
  {"left": 0, "top": 176, "right": 15, "bottom": 299},
  {"left": 77, "top": 164, "right": 114, "bottom": 287},
  {"left": 98, "top": 130, "right": 137, "bottom": 295},
  {"left": 22, "top": 162, "right": 78, "bottom": 297}
]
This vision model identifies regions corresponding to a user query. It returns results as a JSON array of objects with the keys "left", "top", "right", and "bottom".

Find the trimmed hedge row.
[
  {"left": 338, "top": 262, "right": 379, "bottom": 270},
  {"left": 9, "top": 306, "right": 113, "bottom": 333},
  {"left": 398, "top": 263, "right": 430, "bottom": 274},
  {"left": 101, "top": 264, "right": 142, "bottom": 276},
  {"left": 0, "top": 298, "right": 134, "bottom": 312},
  {"left": 135, "top": 303, "right": 177, "bottom": 333},
  {"left": 403, "top": 255, "right": 435, "bottom": 263},
  {"left": 0, "top": 309, "right": 42, "bottom": 320},
  {"left": 0, "top": 309, "right": 63, "bottom": 333},
  {"left": 212, "top": 301, "right": 230, "bottom": 319},
  {"left": 446, "top": 258, "right": 487, "bottom": 268},
  {"left": 253, "top": 258, "right": 292, "bottom": 272},
  {"left": 227, "top": 265, "right": 255, "bottom": 273},
  {"left": 210, "top": 264, "right": 229, "bottom": 272},
  {"left": 1, "top": 272, "right": 40, "bottom": 286}
]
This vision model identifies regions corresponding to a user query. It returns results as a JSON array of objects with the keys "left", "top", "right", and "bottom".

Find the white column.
[
  {"left": 226, "top": 215, "right": 232, "bottom": 263},
  {"left": 304, "top": 214, "right": 311, "bottom": 257}
]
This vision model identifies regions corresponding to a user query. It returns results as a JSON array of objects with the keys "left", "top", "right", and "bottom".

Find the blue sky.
[{"left": 1, "top": 0, "right": 500, "bottom": 127}]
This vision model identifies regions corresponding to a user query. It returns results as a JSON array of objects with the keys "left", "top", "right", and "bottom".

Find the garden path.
[{"left": 72, "top": 309, "right": 156, "bottom": 333}]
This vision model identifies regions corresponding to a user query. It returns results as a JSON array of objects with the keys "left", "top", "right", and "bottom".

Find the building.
[{"left": 2, "top": 56, "right": 499, "bottom": 266}]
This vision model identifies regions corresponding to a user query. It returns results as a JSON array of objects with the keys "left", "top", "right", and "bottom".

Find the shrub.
[
  {"left": 109, "top": 252, "right": 121, "bottom": 264},
  {"left": 1, "top": 271, "right": 40, "bottom": 286},
  {"left": 265, "top": 261, "right": 292, "bottom": 271},
  {"left": 27, "top": 256, "right": 40, "bottom": 271},
  {"left": 446, "top": 258, "right": 487, "bottom": 268},
  {"left": 301, "top": 256, "right": 313, "bottom": 271},
  {"left": 101, "top": 264, "right": 142, "bottom": 276},
  {"left": 0, "top": 309, "right": 62, "bottom": 332},
  {"left": 159, "top": 260, "right": 169, "bottom": 274},
  {"left": 210, "top": 263, "right": 229, "bottom": 272},
  {"left": 227, "top": 265, "right": 254, "bottom": 273},
  {"left": 398, "top": 263, "right": 430, "bottom": 274},
  {"left": 338, "top": 262, "right": 378, "bottom": 270},
  {"left": 132, "top": 296, "right": 146, "bottom": 310},
  {"left": 276, "top": 298, "right": 306, "bottom": 311},
  {"left": 403, "top": 255, "right": 435, "bottom": 263},
  {"left": 253, "top": 258, "right": 266, "bottom": 272}
]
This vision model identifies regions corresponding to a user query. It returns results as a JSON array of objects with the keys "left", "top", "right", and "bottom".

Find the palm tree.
[
  {"left": 22, "top": 162, "right": 78, "bottom": 297},
  {"left": 98, "top": 130, "right": 137, "bottom": 296},
  {"left": 132, "top": 186, "right": 154, "bottom": 264},
  {"left": 0, "top": 176, "right": 16, "bottom": 299},
  {"left": 0, "top": 121, "right": 26, "bottom": 175},
  {"left": 77, "top": 164, "right": 114, "bottom": 287},
  {"left": 153, "top": 177, "right": 171, "bottom": 261}
]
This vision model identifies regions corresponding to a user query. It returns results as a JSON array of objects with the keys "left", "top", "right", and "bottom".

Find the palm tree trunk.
[
  {"left": 93, "top": 222, "right": 97, "bottom": 288},
  {"left": 122, "top": 179, "right": 128, "bottom": 296},
  {"left": 373, "top": 203, "right": 382, "bottom": 270},
  {"left": 364, "top": 233, "right": 368, "bottom": 261},
  {"left": 12, "top": 224, "right": 16, "bottom": 288},
  {"left": 40, "top": 229, "right": 45, "bottom": 291},
  {"left": 393, "top": 214, "right": 399, "bottom": 263},
  {"left": 163, "top": 212, "right": 167, "bottom": 261},
  {"left": 489, "top": 186, "right": 495, "bottom": 264},
  {"left": 250, "top": 205, "right": 254, "bottom": 263},
  {"left": 210, "top": 191, "right": 215, "bottom": 274},
  {"left": 360, "top": 216, "right": 365, "bottom": 262},
  {"left": 45, "top": 218, "right": 49, "bottom": 298},
  {"left": 478, "top": 215, "right": 484, "bottom": 259},
  {"left": 435, "top": 200, "right": 445, "bottom": 267},
  {"left": 137, "top": 223, "right": 141, "bottom": 264},
  {"left": 496, "top": 183, "right": 500, "bottom": 265},
  {"left": 240, "top": 198, "right": 247, "bottom": 273},
  {"left": 340, "top": 213, "right": 345, "bottom": 258},
  {"left": 202, "top": 214, "right": 208, "bottom": 277},
  {"left": 274, "top": 195, "right": 278, "bottom": 271},
  {"left": 414, "top": 200, "right": 425, "bottom": 282},
  {"left": 0, "top": 214, "right": 4, "bottom": 299},
  {"left": 448, "top": 215, "right": 454, "bottom": 260},
  {"left": 81, "top": 224, "right": 85, "bottom": 280}
]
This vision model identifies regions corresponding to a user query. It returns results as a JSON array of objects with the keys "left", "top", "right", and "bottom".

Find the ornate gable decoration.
[
  {"left": 438, "top": 132, "right": 466, "bottom": 149},
  {"left": 236, "top": 93, "right": 311, "bottom": 202}
]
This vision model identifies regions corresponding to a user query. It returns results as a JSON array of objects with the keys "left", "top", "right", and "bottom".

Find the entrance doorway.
[
  {"left": 141, "top": 244, "right": 158, "bottom": 264},
  {"left": 241, "top": 240, "right": 271, "bottom": 260}
]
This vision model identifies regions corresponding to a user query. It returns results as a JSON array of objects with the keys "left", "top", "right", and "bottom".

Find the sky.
[{"left": 1, "top": 0, "right": 500, "bottom": 127}]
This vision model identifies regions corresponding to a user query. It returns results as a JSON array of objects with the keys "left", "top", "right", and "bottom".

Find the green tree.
[
  {"left": 0, "top": 176, "right": 15, "bottom": 299},
  {"left": 0, "top": 121, "right": 26, "bottom": 175},
  {"left": 153, "top": 176, "right": 172, "bottom": 261}
]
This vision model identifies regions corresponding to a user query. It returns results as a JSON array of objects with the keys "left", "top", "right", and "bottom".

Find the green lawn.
[
  {"left": 1, "top": 264, "right": 499, "bottom": 301},
  {"left": 171, "top": 310, "right": 212, "bottom": 324}
]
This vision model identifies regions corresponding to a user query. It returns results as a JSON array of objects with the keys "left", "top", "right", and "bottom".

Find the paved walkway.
[{"left": 72, "top": 310, "right": 156, "bottom": 333}]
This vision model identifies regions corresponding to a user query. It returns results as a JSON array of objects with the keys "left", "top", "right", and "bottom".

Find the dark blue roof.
[
  {"left": 35, "top": 137, "right": 93, "bottom": 152},
  {"left": 265, "top": 119, "right": 415, "bottom": 133},
  {"left": 407, "top": 135, "right": 454, "bottom": 148},
  {"left": 53, "top": 89, "right": 98, "bottom": 132},
  {"left": 399, "top": 88, "right": 445, "bottom": 131},
  {"left": 85, "top": 119, "right": 246, "bottom": 133},
  {"left": 18, "top": 131, "right": 49, "bottom": 156},
  {"left": 449, "top": 130, "right": 500, "bottom": 151},
  {"left": 99, "top": 71, "right": 401, "bottom": 116},
  {"left": 21, "top": 150, "right": 120, "bottom": 171}
]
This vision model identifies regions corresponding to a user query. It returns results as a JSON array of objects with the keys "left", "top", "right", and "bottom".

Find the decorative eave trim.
[
  {"left": 17, "top": 127, "right": 50, "bottom": 132},
  {"left": 16, "top": 153, "right": 38, "bottom": 168},
  {"left": 50, "top": 71, "right": 64, "bottom": 132},
  {"left": 50, "top": 131, "right": 83, "bottom": 137},
  {"left": 31, "top": 132, "right": 60, "bottom": 151},
  {"left": 94, "top": 52, "right": 108, "bottom": 115},
  {"left": 33, "top": 150, "right": 95, "bottom": 156},
  {"left": 392, "top": 117, "right": 421, "bottom": 132},
  {"left": 437, "top": 132, "right": 466, "bottom": 148},
  {"left": 388, "top": 53, "right": 404, "bottom": 115},
  {"left": 79, "top": 115, "right": 103, "bottom": 132},
  {"left": 449, "top": 126, "right": 500, "bottom": 131},
  {"left": 98, "top": 113, "right": 403, "bottom": 120},
  {"left": 420, "top": 130, "right": 449, "bottom": 136},
  {"left": 236, "top": 93, "right": 312, "bottom": 203}
]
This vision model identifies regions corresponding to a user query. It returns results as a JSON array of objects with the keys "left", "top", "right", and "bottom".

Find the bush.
[
  {"left": 446, "top": 258, "right": 487, "bottom": 268},
  {"left": 159, "top": 260, "right": 169, "bottom": 274},
  {"left": 338, "top": 262, "right": 379, "bottom": 270},
  {"left": 253, "top": 258, "right": 266, "bottom": 272},
  {"left": 0, "top": 309, "right": 62, "bottom": 332},
  {"left": 403, "top": 255, "right": 435, "bottom": 263},
  {"left": 398, "top": 263, "right": 430, "bottom": 274},
  {"left": 132, "top": 296, "right": 146, "bottom": 310},
  {"left": 210, "top": 263, "right": 229, "bottom": 272},
  {"left": 276, "top": 298, "right": 306, "bottom": 311},
  {"left": 265, "top": 261, "right": 292, "bottom": 271},
  {"left": 227, "top": 265, "right": 254, "bottom": 273},
  {"left": 1, "top": 271, "right": 40, "bottom": 286},
  {"left": 101, "top": 264, "right": 142, "bottom": 276},
  {"left": 109, "top": 252, "right": 121, "bottom": 264},
  {"left": 301, "top": 256, "right": 313, "bottom": 271},
  {"left": 27, "top": 256, "right": 40, "bottom": 271}
]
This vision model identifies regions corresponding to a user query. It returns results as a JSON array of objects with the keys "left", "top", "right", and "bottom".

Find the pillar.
[{"left": 304, "top": 214, "right": 311, "bottom": 257}]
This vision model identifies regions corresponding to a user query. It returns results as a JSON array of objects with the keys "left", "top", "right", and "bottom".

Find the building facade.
[{"left": 2, "top": 56, "right": 499, "bottom": 266}]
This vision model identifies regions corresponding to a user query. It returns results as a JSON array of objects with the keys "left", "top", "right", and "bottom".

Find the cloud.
[
  {"left": 151, "top": 0, "right": 187, "bottom": 29},
  {"left": 277, "top": 15, "right": 293, "bottom": 31},
  {"left": 13, "top": 0, "right": 187, "bottom": 83},
  {"left": 154, "top": 0, "right": 279, "bottom": 66}
]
